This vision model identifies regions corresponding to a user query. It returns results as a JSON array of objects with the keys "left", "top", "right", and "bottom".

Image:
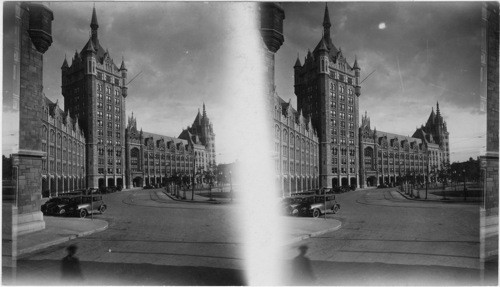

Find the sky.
[
  {"left": 41, "top": 2, "right": 252, "bottom": 164},
  {"left": 275, "top": 2, "right": 486, "bottom": 163}
]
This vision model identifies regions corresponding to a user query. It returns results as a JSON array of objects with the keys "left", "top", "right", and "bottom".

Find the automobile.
[
  {"left": 377, "top": 183, "right": 388, "bottom": 188},
  {"left": 300, "top": 195, "right": 340, "bottom": 218},
  {"left": 282, "top": 196, "right": 310, "bottom": 216},
  {"left": 61, "top": 195, "right": 107, "bottom": 218},
  {"left": 41, "top": 197, "right": 64, "bottom": 215},
  {"left": 143, "top": 185, "right": 154, "bottom": 190}
]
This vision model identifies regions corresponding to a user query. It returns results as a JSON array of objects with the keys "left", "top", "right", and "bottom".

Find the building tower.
[
  {"left": 181, "top": 104, "right": 217, "bottom": 170},
  {"left": 61, "top": 7, "right": 127, "bottom": 189},
  {"left": 294, "top": 4, "right": 361, "bottom": 188}
]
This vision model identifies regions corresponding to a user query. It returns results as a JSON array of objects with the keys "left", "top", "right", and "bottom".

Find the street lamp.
[
  {"left": 463, "top": 169, "right": 467, "bottom": 201},
  {"left": 191, "top": 153, "right": 196, "bottom": 201},
  {"left": 229, "top": 170, "right": 233, "bottom": 202}
]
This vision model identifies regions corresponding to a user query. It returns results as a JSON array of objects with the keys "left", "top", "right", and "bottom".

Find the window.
[
  {"left": 107, "top": 104, "right": 112, "bottom": 111},
  {"left": 340, "top": 104, "right": 345, "bottom": 111},
  {"left": 115, "top": 98, "right": 120, "bottom": 105},
  {"left": 97, "top": 111, "right": 103, "bottom": 118},
  {"left": 106, "top": 95, "right": 111, "bottom": 102},
  {"left": 97, "top": 129, "right": 103, "bottom": 136},
  {"left": 97, "top": 120, "right": 103, "bottom": 127},
  {"left": 97, "top": 102, "right": 103, "bottom": 109},
  {"left": 107, "top": 114, "right": 112, "bottom": 121}
]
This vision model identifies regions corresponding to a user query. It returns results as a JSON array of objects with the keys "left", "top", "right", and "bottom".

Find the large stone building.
[
  {"left": 125, "top": 106, "right": 216, "bottom": 189},
  {"left": 293, "top": 5, "right": 361, "bottom": 189},
  {"left": 61, "top": 7, "right": 128, "bottom": 189},
  {"left": 359, "top": 103, "right": 449, "bottom": 188},
  {"left": 261, "top": 3, "right": 320, "bottom": 197},
  {"left": 262, "top": 3, "right": 451, "bottom": 192},
  {"left": 58, "top": 7, "right": 216, "bottom": 191}
]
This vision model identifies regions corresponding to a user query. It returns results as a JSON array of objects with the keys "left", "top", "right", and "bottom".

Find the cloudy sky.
[
  {"left": 42, "top": 2, "right": 256, "bottom": 164},
  {"left": 275, "top": 2, "right": 486, "bottom": 163}
]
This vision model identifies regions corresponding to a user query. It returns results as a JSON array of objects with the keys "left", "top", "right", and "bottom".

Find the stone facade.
[
  {"left": 273, "top": 97, "right": 319, "bottom": 196},
  {"left": 3, "top": 2, "right": 54, "bottom": 235},
  {"left": 293, "top": 5, "right": 361, "bottom": 189},
  {"left": 61, "top": 7, "right": 127, "bottom": 189},
  {"left": 480, "top": 2, "right": 499, "bottom": 273},
  {"left": 261, "top": 3, "right": 320, "bottom": 196},
  {"left": 40, "top": 98, "right": 86, "bottom": 197},
  {"left": 125, "top": 109, "right": 215, "bottom": 188}
]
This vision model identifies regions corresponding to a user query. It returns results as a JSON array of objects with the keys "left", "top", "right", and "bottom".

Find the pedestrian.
[
  {"left": 291, "top": 245, "right": 316, "bottom": 285},
  {"left": 61, "top": 244, "right": 84, "bottom": 284}
]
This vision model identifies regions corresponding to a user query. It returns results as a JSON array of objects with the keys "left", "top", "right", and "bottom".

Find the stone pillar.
[
  {"left": 5, "top": 2, "right": 53, "bottom": 235},
  {"left": 480, "top": 4, "right": 499, "bottom": 283}
]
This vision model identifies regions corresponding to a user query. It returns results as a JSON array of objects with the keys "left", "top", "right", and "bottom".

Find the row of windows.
[
  {"left": 42, "top": 159, "right": 84, "bottom": 174},
  {"left": 98, "top": 168, "right": 122, "bottom": 174},
  {"left": 42, "top": 127, "right": 85, "bottom": 152},
  {"left": 276, "top": 159, "right": 317, "bottom": 174},
  {"left": 331, "top": 167, "right": 356, "bottom": 174}
]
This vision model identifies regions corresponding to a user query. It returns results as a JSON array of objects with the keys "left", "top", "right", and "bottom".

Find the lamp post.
[
  {"left": 425, "top": 151, "right": 429, "bottom": 200},
  {"left": 463, "top": 169, "right": 467, "bottom": 201},
  {"left": 191, "top": 154, "right": 195, "bottom": 201},
  {"left": 229, "top": 170, "right": 233, "bottom": 202}
]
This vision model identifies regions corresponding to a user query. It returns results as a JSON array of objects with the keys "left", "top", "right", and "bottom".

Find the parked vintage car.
[
  {"left": 282, "top": 196, "right": 311, "bottom": 216},
  {"left": 60, "top": 195, "right": 107, "bottom": 218},
  {"left": 300, "top": 195, "right": 340, "bottom": 218},
  {"left": 41, "top": 197, "right": 64, "bottom": 215}
]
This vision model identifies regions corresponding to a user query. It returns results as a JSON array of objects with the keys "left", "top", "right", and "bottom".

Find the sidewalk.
[
  {"left": 396, "top": 187, "right": 482, "bottom": 203},
  {"left": 12, "top": 216, "right": 108, "bottom": 258},
  {"left": 162, "top": 189, "right": 234, "bottom": 204}
]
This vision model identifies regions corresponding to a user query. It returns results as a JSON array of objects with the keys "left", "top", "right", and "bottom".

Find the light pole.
[
  {"left": 463, "top": 169, "right": 467, "bottom": 201},
  {"left": 191, "top": 153, "right": 195, "bottom": 201},
  {"left": 229, "top": 171, "right": 233, "bottom": 202}
]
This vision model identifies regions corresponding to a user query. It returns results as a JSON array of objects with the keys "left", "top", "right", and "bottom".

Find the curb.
[
  {"left": 285, "top": 220, "right": 342, "bottom": 245},
  {"left": 16, "top": 220, "right": 108, "bottom": 258},
  {"left": 162, "top": 191, "right": 228, "bottom": 204},
  {"left": 395, "top": 189, "right": 480, "bottom": 203}
]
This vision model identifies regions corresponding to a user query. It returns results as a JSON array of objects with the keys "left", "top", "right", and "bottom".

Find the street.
[
  {"left": 11, "top": 189, "right": 246, "bottom": 285},
  {"left": 9, "top": 187, "right": 488, "bottom": 285},
  {"left": 284, "top": 187, "right": 483, "bottom": 285}
]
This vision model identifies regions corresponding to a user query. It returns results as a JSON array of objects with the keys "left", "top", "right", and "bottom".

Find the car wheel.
[
  {"left": 313, "top": 209, "right": 321, "bottom": 218},
  {"left": 99, "top": 205, "right": 107, "bottom": 213},
  {"left": 79, "top": 209, "right": 87, "bottom": 218},
  {"left": 292, "top": 209, "right": 299, "bottom": 217}
]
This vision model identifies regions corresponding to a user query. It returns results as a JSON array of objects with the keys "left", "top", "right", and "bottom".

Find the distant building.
[
  {"left": 359, "top": 103, "right": 448, "bottom": 188},
  {"left": 125, "top": 107, "right": 216, "bottom": 188}
]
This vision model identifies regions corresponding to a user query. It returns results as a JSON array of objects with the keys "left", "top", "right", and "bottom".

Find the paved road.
[
  {"left": 12, "top": 189, "right": 246, "bottom": 285},
  {"left": 284, "top": 187, "right": 483, "bottom": 285}
]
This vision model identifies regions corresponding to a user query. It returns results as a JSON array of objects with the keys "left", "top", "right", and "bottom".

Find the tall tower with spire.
[
  {"left": 179, "top": 104, "right": 217, "bottom": 170},
  {"left": 61, "top": 6, "right": 128, "bottom": 188},
  {"left": 294, "top": 3, "right": 361, "bottom": 188}
]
